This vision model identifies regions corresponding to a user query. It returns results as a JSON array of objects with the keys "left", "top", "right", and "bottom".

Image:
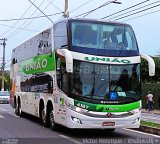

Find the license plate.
[{"left": 102, "top": 122, "right": 115, "bottom": 126}]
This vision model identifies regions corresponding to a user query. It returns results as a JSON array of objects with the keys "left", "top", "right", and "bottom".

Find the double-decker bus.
[{"left": 10, "top": 18, "right": 155, "bottom": 130}]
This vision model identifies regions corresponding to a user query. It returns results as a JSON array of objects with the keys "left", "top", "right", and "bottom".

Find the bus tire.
[
  {"left": 15, "top": 98, "right": 22, "bottom": 116},
  {"left": 41, "top": 108, "right": 48, "bottom": 127},
  {"left": 15, "top": 102, "right": 19, "bottom": 116},
  {"left": 49, "top": 110, "right": 57, "bottom": 130}
]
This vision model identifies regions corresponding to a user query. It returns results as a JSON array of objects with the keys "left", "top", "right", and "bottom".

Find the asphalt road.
[{"left": 0, "top": 104, "right": 160, "bottom": 144}]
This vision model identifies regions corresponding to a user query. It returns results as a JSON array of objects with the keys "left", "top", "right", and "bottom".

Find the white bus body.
[{"left": 10, "top": 18, "right": 155, "bottom": 130}]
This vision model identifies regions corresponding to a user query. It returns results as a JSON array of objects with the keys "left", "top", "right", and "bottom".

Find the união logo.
[
  {"left": 84, "top": 57, "right": 130, "bottom": 64},
  {"left": 25, "top": 58, "right": 48, "bottom": 72}
]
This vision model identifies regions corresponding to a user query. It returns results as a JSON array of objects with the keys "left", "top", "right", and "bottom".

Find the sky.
[{"left": 0, "top": 0, "right": 160, "bottom": 69}]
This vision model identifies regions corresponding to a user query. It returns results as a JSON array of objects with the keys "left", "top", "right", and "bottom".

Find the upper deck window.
[
  {"left": 72, "top": 23, "right": 98, "bottom": 48},
  {"left": 70, "top": 21, "right": 139, "bottom": 56}
]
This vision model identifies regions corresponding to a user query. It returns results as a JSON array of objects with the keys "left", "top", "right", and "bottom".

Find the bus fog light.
[
  {"left": 133, "top": 117, "right": 140, "bottom": 124},
  {"left": 71, "top": 116, "right": 82, "bottom": 124}
]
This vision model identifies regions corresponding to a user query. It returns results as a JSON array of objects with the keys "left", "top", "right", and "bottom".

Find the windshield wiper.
[{"left": 125, "top": 96, "right": 139, "bottom": 101}]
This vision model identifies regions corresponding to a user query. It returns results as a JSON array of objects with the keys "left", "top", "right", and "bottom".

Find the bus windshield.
[
  {"left": 69, "top": 60, "right": 140, "bottom": 103},
  {"left": 70, "top": 21, "right": 139, "bottom": 56}
]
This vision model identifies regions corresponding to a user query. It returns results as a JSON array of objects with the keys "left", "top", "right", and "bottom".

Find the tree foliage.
[
  {"left": 141, "top": 56, "right": 160, "bottom": 83},
  {"left": 0, "top": 71, "right": 10, "bottom": 91}
]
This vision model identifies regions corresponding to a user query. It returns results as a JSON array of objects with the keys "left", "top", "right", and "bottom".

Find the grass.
[{"left": 140, "top": 120, "right": 160, "bottom": 128}]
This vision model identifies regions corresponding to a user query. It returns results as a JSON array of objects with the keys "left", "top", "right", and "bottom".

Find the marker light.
[
  {"left": 66, "top": 102, "right": 88, "bottom": 113},
  {"left": 75, "top": 107, "right": 82, "bottom": 112}
]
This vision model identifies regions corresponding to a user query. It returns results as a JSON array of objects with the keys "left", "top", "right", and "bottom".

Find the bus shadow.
[
  {"left": 21, "top": 113, "right": 129, "bottom": 139},
  {"left": 55, "top": 125, "right": 129, "bottom": 139},
  {"left": 20, "top": 112, "right": 41, "bottom": 124}
]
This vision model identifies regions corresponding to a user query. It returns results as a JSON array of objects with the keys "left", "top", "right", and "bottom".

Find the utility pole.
[
  {"left": 64, "top": 0, "right": 69, "bottom": 18},
  {"left": 0, "top": 38, "right": 7, "bottom": 91}
]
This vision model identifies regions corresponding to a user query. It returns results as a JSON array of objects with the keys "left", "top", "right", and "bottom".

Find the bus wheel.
[
  {"left": 41, "top": 108, "right": 48, "bottom": 127},
  {"left": 49, "top": 110, "right": 57, "bottom": 130},
  {"left": 15, "top": 102, "right": 19, "bottom": 115},
  {"left": 15, "top": 99, "right": 22, "bottom": 116}
]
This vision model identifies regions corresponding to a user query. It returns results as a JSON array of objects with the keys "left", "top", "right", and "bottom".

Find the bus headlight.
[
  {"left": 133, "top": 117, "right": 140, "bottom": 124},
  {"left": 129, "top": 108, "right": 141, "bottom": 114},
  {"left": 71, "top": 116, "right": 82, "bottom": 124},
  {"left": 75, "top": 107, "right": 82, "bottom": 112}
]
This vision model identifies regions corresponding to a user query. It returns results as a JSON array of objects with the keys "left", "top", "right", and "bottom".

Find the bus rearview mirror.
[
  {"left": 61, "top": 49, "right": 73, "bottom": 73},
  {"left": 140, "top": 54, "right": 155, "bottom": 76}
]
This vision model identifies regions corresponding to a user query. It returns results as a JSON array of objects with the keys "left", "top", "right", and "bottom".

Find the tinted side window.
[
  {"left": 54, "top": 22, "right": 67, "bottom": 49},
  {"left": 37, "top": 29, "right": 52, "bottom": 55},
  {"left": 12, "top": 28, "right": 52, "bottom": 64},
  {"left": 56, "top": 57, "right": 69, "bottom": 95},
  {"left": 20, "top": 73, "right": 53, "bottom": 94},
  {"left": 34, "top": 73, "right": 53, "bottom": 93},
  {"left": 20, "top": 75, "right": 35, "bottom": 92}
]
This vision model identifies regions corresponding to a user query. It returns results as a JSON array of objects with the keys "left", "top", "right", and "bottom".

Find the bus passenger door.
[{"left": 55, "top": 62, "right": 68, "bottom": 126}]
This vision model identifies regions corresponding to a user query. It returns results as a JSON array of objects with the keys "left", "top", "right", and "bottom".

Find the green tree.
[
  {"left": 0, "top": 71, "right": 10, "bottom": 91},
  {"left": 141, "top": 58, "right": 149, "bottom": 83},
  {"left": 141, "top": 56, "right": 160, "bottom": 83},
  {"left": 152, "top": 57, "right": 160, "bottom": 82}
]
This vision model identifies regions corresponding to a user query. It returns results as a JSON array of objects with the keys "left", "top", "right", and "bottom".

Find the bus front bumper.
[{"left": 66, "top": 109, "right": 141, "bottom": 129}]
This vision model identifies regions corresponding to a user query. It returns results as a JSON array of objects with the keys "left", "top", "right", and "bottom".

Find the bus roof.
[
  {"left": 12, "top": 18, "right": 130, "bottom": 52},
  {"left": 55, "top": 17, "right": 129, "bottom": 26},
  {"left": 12, "top": 24, "right": 53, "bottom": 52}
]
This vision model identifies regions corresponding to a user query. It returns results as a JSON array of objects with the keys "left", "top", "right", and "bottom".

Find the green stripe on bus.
[
  {"left": 21, "top": 52, "right": 55, "bottom": 74},
  {"left": 74, "top": 100, "right": 140, "bottom": 112}
]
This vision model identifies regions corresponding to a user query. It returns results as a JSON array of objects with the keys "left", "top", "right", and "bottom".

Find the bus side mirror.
[
  {"left": 60, "top": 49, "right": 73, "bottom": 73},
  {"left": 140, "top": 54, "right": 155, "bottom": 76}
]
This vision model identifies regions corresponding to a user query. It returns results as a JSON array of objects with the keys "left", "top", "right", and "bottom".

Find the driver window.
[{"left": 56, "top": 60, "right": 69, "bottom": 94}]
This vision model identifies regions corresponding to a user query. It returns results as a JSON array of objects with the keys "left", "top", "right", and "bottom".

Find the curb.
[
  {"left": 141, "top": 110, "right": 160, "bottom": 115},
  {"left": 142, "top": 112, "right": 160, "bottom": 115},
  {"left": 139, "top": 125, "right": 160, "bottom": 135}
]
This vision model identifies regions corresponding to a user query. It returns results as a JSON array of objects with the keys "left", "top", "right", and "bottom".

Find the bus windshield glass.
[
  {"left": 70, "top": 21, "right": 138, "bottom": 56},
  {"left": 69, "top": 60, "right": 140, "bottom": 103}
]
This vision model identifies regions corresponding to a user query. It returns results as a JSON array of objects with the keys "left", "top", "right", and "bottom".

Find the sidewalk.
[
  {"left": 142, "top": 109, "right": 160, "bottom": 115},
  {"left": 138, "top": 109, "right": 160, "bottom": 135}
]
